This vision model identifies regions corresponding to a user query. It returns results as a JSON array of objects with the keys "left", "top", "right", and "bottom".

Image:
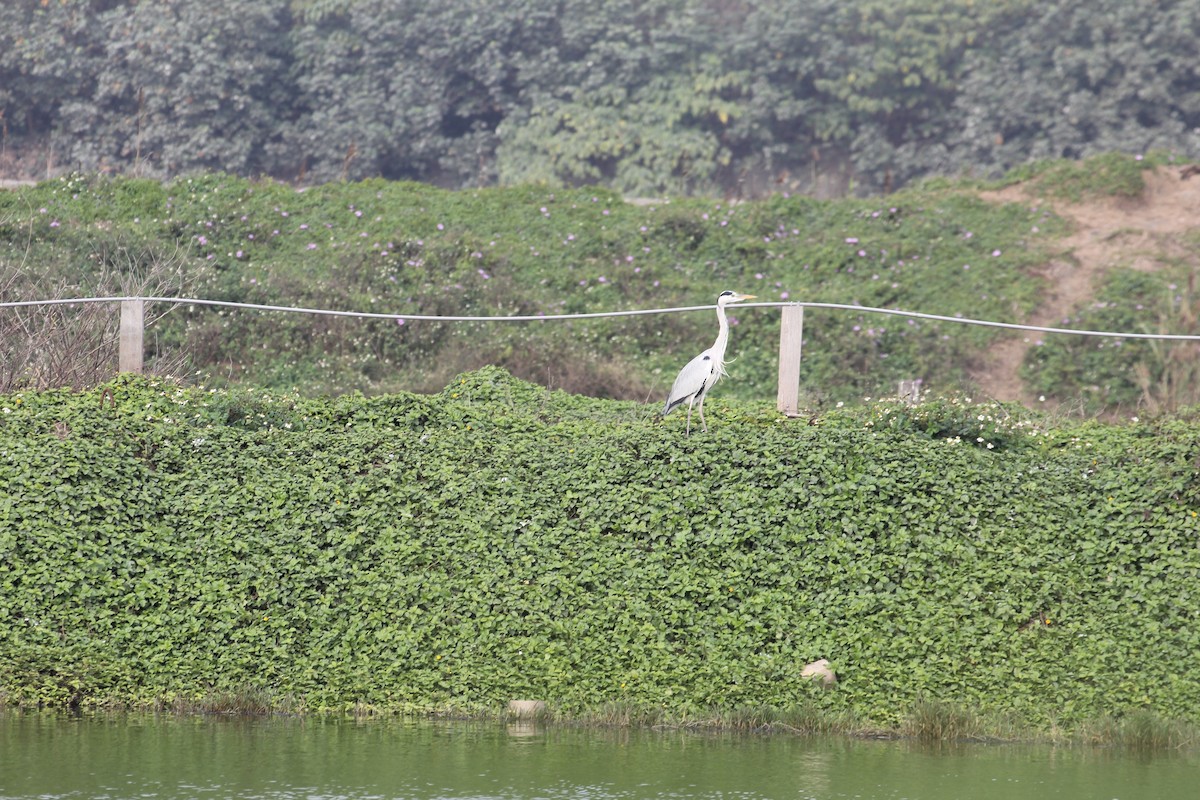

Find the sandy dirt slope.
[{"left": 972, "top": 167, "right": 1200, "bottom": 404}]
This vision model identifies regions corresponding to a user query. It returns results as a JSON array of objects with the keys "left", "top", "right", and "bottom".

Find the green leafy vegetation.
[
  {"left": 1023, "top": 267, "right": 1200, "bottom": 415},
  {"left": 997, "top": 152, "right": 1166, "bottom": 202},
  {"left": 0, "top": 170, "right": 1069, "bottom": 402},
  {"left": 2, "top": 1, "right": 1197, "bottom": 194},
  {"left": 2, "top": 372, "right": 1199, "bottom": 743}
]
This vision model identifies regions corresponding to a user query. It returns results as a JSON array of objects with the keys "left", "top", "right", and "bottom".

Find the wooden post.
[
  {"left": 776, "top": 304, "right": 803, "bottom": 416},
  {"left": 119, "top": 299, "right": 144, "bottom": 374},
  {"left": 898, "top": 379, "right": 921, "bottom": 404}
]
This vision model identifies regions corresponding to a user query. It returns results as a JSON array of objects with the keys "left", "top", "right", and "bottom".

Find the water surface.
[{"left": 2, "top": 713, "right": 1197, "bottom": 799}]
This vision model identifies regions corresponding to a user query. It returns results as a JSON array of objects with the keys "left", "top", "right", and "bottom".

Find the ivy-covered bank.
[{"left": 2, "top": 371, "right": 1199, "bottom": 735}]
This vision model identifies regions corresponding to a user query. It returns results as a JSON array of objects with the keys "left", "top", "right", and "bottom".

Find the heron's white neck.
[{"left": 710, "top": 299, "right": 733, "bottom": 377}]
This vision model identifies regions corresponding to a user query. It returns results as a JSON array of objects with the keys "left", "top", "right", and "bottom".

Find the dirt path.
[{"left": 971, "top": 167, "right": 1200, "bottom": 404}]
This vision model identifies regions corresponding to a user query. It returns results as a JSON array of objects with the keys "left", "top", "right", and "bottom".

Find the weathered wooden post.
[
  {"left": 776, "top": 304, "right": 803, "bottom": 416},
  {"left": 119, "top": 298, "right": 144, "bottom": 374}
]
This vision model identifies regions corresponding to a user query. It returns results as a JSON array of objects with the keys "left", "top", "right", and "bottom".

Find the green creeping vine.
[{"left": 1, "top": 371, "right": 1198, "bottom": 736}]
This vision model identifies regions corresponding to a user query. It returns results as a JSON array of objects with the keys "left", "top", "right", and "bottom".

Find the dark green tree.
[
  {"left": 288, "top": 0, "right": 563, "bottom": 184},
  {"left": 58, "top": 0, "right": 295, "bottom": 176},
  {"left": 0, "top": 1, "right": 115, "bottom": 158},
  {"left": 494, "top": 0, "right": 740, "bottom": 196},
  {"left": 951, "top": 0, "right": 1200, "bottom": 175}
]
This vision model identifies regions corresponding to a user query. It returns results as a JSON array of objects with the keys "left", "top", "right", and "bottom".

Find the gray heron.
[{"left": 662, "top": 290, "right": 756, "bottom": 435}]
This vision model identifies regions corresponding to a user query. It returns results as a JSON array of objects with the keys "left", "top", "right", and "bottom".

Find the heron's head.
[{"left": 717, "top": 290, "right": 756, "bottom": 305}]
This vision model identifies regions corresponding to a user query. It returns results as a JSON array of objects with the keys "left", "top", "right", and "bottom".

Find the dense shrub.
[
  {"left": 2, "top": 0, "right": 1197, "bottom": 192},
  {"left": 1, "top": 372, "right": 1199, "bottom": 729}
]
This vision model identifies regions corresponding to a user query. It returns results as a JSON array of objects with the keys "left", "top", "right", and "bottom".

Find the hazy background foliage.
[{"left": 2, "top": 0, "right": 1198, "bottom": 195}]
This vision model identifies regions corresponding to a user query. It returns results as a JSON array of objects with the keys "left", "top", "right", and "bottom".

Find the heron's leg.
[
  {"left": 685, "top": 400, "right": 694, "bottom": 437},
  {"left": 697, "top": 393, "right": 708, "bottom": 433}
]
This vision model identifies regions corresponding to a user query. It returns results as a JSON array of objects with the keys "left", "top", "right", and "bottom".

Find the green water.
[{"left": 1, "top": 714, "right": 1198, "bottom": 799}]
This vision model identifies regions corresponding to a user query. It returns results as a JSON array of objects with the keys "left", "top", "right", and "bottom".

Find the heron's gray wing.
[{"left": 663, "top": 350, "right": 715, "bottom": 415}]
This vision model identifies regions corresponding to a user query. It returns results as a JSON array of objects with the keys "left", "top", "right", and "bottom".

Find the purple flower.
[
  {"left": 437, "top": 223, "right": 444, "bottom": 230},
  {"left": 306, "top": 243, "right": 317, "bottom": 250},
  {"left": 845, "top": 237, "right": 859, "bottom": 244},
  {"left": 396, "top": 318, "right": 405, "bottom": 326},
  {"left": 197, "top": 235, "right": 208, "bottom": 246}
]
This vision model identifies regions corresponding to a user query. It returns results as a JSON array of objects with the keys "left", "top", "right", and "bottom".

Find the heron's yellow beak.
[{"left": 737, "top": 294, "right": 757, "bottom": 301}]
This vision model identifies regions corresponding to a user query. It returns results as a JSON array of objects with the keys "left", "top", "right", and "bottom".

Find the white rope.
[{"left": 2, "top": 295, "right": 1199, "bottom": 340}]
